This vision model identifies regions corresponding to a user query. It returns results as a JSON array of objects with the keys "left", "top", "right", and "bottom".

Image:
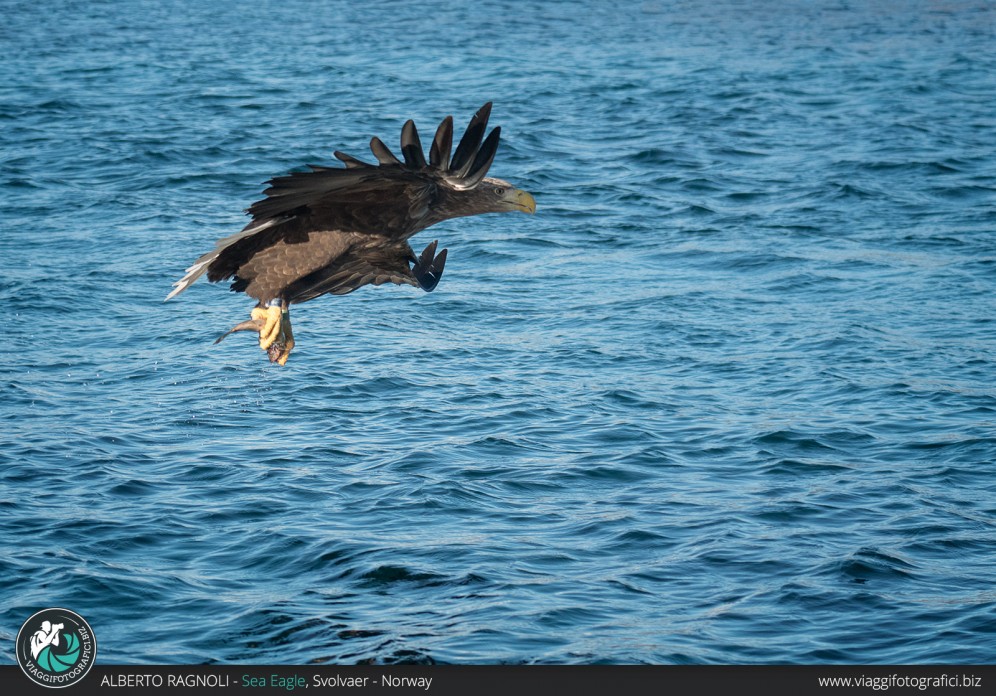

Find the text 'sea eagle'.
[{"left": 166, "top": 103, "right": 535, "bottom": 364}]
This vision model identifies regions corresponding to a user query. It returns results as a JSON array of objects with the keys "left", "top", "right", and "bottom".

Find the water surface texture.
[{"left": 2, "top": 0, "right": 996, "bottom": 664}]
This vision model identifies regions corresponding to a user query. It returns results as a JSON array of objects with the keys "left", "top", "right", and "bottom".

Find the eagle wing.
[{"left": 283, "top": 239, "right": 449, "bottom": 304}]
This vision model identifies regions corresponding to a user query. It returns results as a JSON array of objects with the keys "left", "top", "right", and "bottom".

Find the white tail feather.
[
  {"left": 163, "top": 217, "right": 288, "bottom": 301},
  {"left": 164, "top": 256, "right": 216, "bottom": 301}
]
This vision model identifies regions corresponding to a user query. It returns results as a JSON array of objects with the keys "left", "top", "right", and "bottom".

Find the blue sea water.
[{"left": 2, "top": 0, "right": 995, "bottom": 665}]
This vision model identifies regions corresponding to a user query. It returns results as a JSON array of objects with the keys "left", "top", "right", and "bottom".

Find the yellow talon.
[
  {"left": 217, "top": 304, "right": 296, "bottom": 365},
  {"left": 276, "top": 312, "right": 295, "bottom": 366},
  {"left": 219, "top": 303, "right": 294, "bottom": 366},
  {"left": 251, "top": 305, "right": 283, "bottom": 350}
]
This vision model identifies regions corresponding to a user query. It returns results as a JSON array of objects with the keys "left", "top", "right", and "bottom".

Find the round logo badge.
[{"left": 16, "top": 608, "right": 96, "bottom": 688}]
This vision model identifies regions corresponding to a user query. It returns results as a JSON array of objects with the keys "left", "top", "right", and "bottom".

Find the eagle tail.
[
  {"left": 165, "top": 217, "right": 285, "bottom": 301},
  {"left": 165, "top": 251, "right": 216, "bottom": 301}
]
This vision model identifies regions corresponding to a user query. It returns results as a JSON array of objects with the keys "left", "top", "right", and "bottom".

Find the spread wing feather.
[
  {"left": 333, "top": 151, "right": 373, "bottom": 169},
  {"left": 461, "top": 127, "right": 502, "bottom": 189},
  {"left": 400, "top": 120, "right": 427, "bottom": 169},
  {"left": 247, "top": 103, "right": 496, "bottom": 226},
  {"left": 430, "top": 116, "right": 453, "bottom": 170},
  {"left": 449, "top": 102, "right": 492, "bottom": 179},
  {"left": 369, "top": 137, "right": 402, "bottom": 166}
]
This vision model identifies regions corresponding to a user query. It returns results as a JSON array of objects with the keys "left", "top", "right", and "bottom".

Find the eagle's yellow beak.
[{"left": 512, "top": 189, "right": 536, "bottom": 214}]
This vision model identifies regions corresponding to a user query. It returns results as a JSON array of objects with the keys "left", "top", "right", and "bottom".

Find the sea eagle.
[{"left": 166, "top": 103, "right": 535, "bottom": 365}]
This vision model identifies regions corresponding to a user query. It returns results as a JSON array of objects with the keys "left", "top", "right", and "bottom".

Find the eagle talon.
[
  {"left": 270, "top": 311, "right": 295, "bottom": 366},
  {"left": 218, "top": 305, "right": 295, "bottom": 365},
  {"left": 267, "top": 341, "right": 285, "bottom": 363},
  {"left": 251, "top": 305, "right": 284, "bottom": 350}
]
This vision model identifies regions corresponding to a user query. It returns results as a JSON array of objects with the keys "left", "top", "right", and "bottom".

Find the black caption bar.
[{"left": 0, "top": 664, "right": 992, "bottom": 696}]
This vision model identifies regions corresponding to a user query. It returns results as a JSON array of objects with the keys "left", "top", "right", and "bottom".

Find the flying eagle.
[{"left": 166, "top": 103, "right": 535, "bottom": 365}]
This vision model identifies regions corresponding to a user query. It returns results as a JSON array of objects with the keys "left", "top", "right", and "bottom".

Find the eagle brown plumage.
[{"left": 166, "top": 103, "right": 536, "bottom": 365}]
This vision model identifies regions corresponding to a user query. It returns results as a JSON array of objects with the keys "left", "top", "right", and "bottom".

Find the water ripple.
[{"left": 2, "top": 0, "right": 995, "bottom": 666}]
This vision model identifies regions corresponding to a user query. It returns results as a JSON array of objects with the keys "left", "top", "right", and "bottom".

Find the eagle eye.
[{"left": 495, "top": 187, "right": 506, "bottom": 195}]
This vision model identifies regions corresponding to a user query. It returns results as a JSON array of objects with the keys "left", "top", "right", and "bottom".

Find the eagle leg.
[
  {"left": 272, "top": 310, "right": 295, "bottom": 366},
  {"left": 214, "top": 304, "right": 294, "bottom": 365},
  {"left": 250, "top": 301, "right": 295, "bottom": 366},
  {"left": 251, "top": 304, "right": 284, "bottom": 350}
]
